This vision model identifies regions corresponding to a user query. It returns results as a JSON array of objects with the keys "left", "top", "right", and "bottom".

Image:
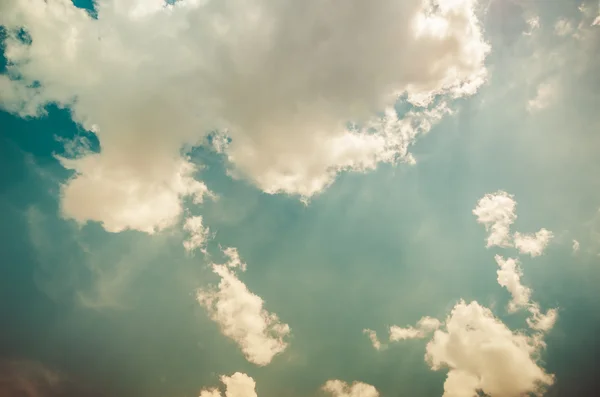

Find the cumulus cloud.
[
  {"left": 389, "top": 316, "right": 441, "bottom": 341},
  {"left": 197, "top": 248, "right": 289, "bottom": 366},
  {"left": 495, "top": 255, "right": 531, "bottom": 312},
  {"left": 183, "top": 215, "right": 211, "bottom": 254},
  {"left": 199, "top": 372, "right": 257, "bottom": 397},
  {"left": 473, "top": 191, "right": 517, "bottom": 248},
  {"left": 513, "top": 228, "right": 553, "bottom": 257},
  {"left": 0, "top": 0, "right": 489, "bottom": 231},
  {"left": 426, "top": 300, "right": 554, "bottom": 397},
  {"left": 322, "top": 380, "right": 379, "bottom": 397}
]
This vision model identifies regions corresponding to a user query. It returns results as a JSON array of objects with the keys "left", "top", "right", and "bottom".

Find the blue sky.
[{"left": 1, "top": 1, "right": 600, "bottom": 397}]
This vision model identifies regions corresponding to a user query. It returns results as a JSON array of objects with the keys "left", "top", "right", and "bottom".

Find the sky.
[{"left": 1, "top": 0, "right": 600, "bottom": 396}]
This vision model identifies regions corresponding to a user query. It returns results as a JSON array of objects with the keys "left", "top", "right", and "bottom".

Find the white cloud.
[
  {"left": 494, "top": 255, "right": 531, "bottom": 312},
  {"left": 183, "top": 215, "right": 211, "bottom": 254},
  {"left": 0, "top": 0, "right": 489, "bottom": 229},
  {"left": 197, "top": 249, "right": 290, "bottom": 366},
  {"left": 527, "top": 305, "right": 558, "bottom": 333},
  {"left": 363, "top": 329, "right": 384, "bottom": 351},
  {"left": 527, "top": 81, "right": 558, "bottom": 112},
  {"left": 473, "top": 191, "right": 517, "bottom": 248},
  {"left": 199, "top": 373, "right": 257, "bottom": 397},
  {"left": 322, "top": 380, "right": 379, "bottom": 397},
  {"left": 554, "top": 18, "right": 573, "bottom": 36},
  {"left": 524, "top": 16, "right": 540, "bottom": 36},
  {"left": 513, "top": 228, "right": 553, "bottom": 257},
  {"left": 389, "top": 316, "right": 441, "bottom": 341},
  {"left": 426, "top": 300, "right": 554, "bottom": 397},
  {"left": 572, "top": 239, "right": 580, "bottom": 253}
]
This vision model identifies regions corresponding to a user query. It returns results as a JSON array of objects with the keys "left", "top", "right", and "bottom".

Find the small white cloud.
[
  {"left": 495, "top": 255, "right": 532, "bottom": 312},
  {"left": 514, "top": 228, "right": 554, "bottom": 257},
  {"left": 572, "top": 239, "right": 581, "bottom": 253},
  {"left": 199, "top": 373, "right": 257, "bottom": 397},
  {"left": 322, "top": 380, "right": 379, "bottom": 397},
  {"left": 524, "top": 16, "right": 540, "bottom": 35},
  {"left": 363, "top": 329, "right": 385, "bottom": 351},
  {"left": 426, "top": 301, "right": 554, "bottom": 397},
  {"left": 183, "top": 215, "right": 210, "bottom": 254},
  {"left": 554, "top": 19, "right": 574, "bottom": 36},
  {"left": 527, "top": 305, "right": 558, "bottom": 332},
  {"left": 389, "top": 316, "right": 441, "bottom": 341},
  {"left": 473, "top": 191, "right": 517, "bottom": 248},
  {"left": 198, "top": 249, "right": 289, "bottom": 366},
  {"left": 527, "top": 82, "right": 558, "bottom": 112}
]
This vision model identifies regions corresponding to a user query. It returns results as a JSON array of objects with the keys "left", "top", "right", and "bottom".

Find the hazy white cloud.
[
  {"left": 426, "top": 301, "right": 554, "bottom": 397},
  {"left": 199, "top": 373, "right": 257, "bottom": 397},
  {"left": 524, "top": 16, "right": 540, "bottom": 35},
  {"left": 0, "top": 0, "right": 489, "bottom": 231},
  {"left": 183, "top": 215, "right": 211, "bottom": 254},
  {"left": 322, "top": 380, "right": 379, "bottom": 397},
  {"left": 554, "top": 18, "right": 574, "bottom": 36},
  {"left": 363, "top": 329, "right": 384, "bottom": 351},
  {"left": 514, "top": 228, "right": 553, "bottom": 257},
  {"left": 494, "top": 255, "right": 531, "bottom": 312},
  {"left": 572, "top": 239, "right": 580, "bottom": 253},
  {"left": 473, "top": 191, "right": 517, "bottom": 248},
  {"left": 389, "top": 316, "right": 441, "bottom": 341},
  {"left": 527, "top": 81, "right": 558, "bottom": 112},
  {"left": 197, "top": 249, "right": 290, "bottom": 365}
]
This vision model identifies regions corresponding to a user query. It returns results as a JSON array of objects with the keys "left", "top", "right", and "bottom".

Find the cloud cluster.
[
  {"left": 197, "top": 248, "right": 290, "bottom": 366},
  {"left": 473, "top": 191, "right": 553, "bottom": 255},
  {"left": 0, "top": 0, "right": 489, "bottom": 232},
  {"left": 199, "top": 372, "right": 257, "bottom": 397},
  {"left": 322, "top": 380, "right": 379, "bottom": 397},
  {"left": 425, "top": 301, "right": 554, "bottom": 397}
]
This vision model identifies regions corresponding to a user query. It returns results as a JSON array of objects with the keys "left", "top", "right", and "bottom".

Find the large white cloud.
[
  {"left": 0, "top": 0, "right": 489, "bottom": 232},
  {"left": 426, "top": 301, "right": 554, "bottom": 397},
  {"left": 197, "top": 248, "right": 290, "bottom": 366},
  {"left": 322, "top": 380, "right": 379, "bottom": 397},
  {"left": 199, "top": 372, "right": 257, "bottom": 397},
  {"left": 473, "top": 191, "right": 517, "bottom": 248}
]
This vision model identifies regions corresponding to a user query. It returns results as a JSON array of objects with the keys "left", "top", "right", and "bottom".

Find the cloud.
[
  {"left": 495, "top": 255, "right": 531, "bottom": 312},
  {"left": 197, "top": 248, "right": 290, "bottom": 365},
  {"left": 389, "top": 316, "right": 441, "bottom": 341},
  {"left": 199, "top": 373, "right": 257, "bottom": 397},
  {"left": 363, "top": 329, "right": 385, "bottom": 351},
  {"left": 0, "top": 0, "right": 489, "bottom": 231},
  {"left": 473, "top": 191, "right": 517, "bottom": 248},
  {"left": 0, "top": 360, "right": 73, "bottom": 397},
  {"left": 183, "top": 215, "right": 211, "bottom": 254},
  {"left": 527, "top": 81, "right": 557, "bottom": 112},
  {"left": 572, "top": 239, "right": 580, "bottom": 253},
  {"left": 527, "top": 305, "right": 558, "bottom": 333},
  {"left": 513, "top": 228, "right": 553, "bottom": 257},
  {"left": 554, "top": 18, "right": 573, "bottom": 36},
  {"left": 425, "top": 300, "right": 554, "bottom": 397},
  {"left": 322, "top": 380, "right": 379, "bottom": 397}
]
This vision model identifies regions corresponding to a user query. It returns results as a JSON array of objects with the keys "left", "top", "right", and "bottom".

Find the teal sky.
[{"left": 1, "top": 1, "right": 600, "bottom": 397}]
